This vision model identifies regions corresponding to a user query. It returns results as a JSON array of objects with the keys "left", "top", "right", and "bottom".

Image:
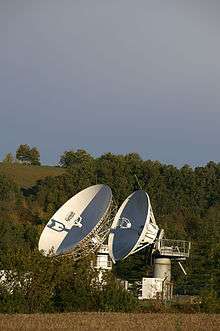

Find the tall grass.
[{"left": 0, "top": 313, "right": 219, "bottom": 331}]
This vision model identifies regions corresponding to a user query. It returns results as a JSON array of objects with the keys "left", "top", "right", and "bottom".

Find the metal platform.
[{"left": 156, "top": 239, "right": 191, "bottom": 259}]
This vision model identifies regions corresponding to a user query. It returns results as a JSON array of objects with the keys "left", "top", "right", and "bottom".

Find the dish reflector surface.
[
  {"left": 108, "top": 190, "right": 158, "bottom": 262},
  {"left": 39, "top": 184, "right": 112, "bottom": 255}
]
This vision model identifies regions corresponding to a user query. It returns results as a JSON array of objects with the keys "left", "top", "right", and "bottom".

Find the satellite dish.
[
  {"left": 108, "top": 190, "right": 159, "bottom": 263},
  {"left": 38, "top": 184, "right": 113, "bottom": 259}
]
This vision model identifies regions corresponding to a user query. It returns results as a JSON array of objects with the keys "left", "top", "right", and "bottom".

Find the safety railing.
[{"left": 157, "top": 239, "right": 191, "bottom": 258}]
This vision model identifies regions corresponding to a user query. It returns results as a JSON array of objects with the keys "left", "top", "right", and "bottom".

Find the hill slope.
[{"left": 0, "top": 163, "right": 65, "bottom": 188}]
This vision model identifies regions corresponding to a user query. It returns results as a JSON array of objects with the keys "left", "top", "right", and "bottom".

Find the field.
[
  {"left": 0, "top": 163, "right": 65, "bottom": 188},
  {"left": 0, "top": 313, "right": 219, "bottom": 331}
]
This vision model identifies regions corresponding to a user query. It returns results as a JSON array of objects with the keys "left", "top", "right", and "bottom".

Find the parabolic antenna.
[
  {"left": 108, "top": 190, "right": 159, "bottom": 263},
  {"left": 39, "top": 184, "right": 113, "bottom": 259}
]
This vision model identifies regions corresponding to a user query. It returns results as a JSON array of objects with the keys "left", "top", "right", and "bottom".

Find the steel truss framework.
[{"left": 64, "top": 201, "right": 117, "bottom": 261}]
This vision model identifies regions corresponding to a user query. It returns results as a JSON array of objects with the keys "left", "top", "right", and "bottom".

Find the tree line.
[
  {"left": 0, "top": 149, "right": 219, "bottom": 313},
  {"left": 2, "top": 144, "right": 41, "bottom": 165}
]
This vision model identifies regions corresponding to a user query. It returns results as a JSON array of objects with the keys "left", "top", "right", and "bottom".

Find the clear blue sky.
[{"left": 0, "top": 1, "right": 220, "bottom": 166}]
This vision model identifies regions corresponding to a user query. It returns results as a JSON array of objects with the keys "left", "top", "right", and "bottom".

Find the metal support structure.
[
  {"left": 178, "top": 261, "right": 187, "bottom": 275},
  {"left": 130, "top": 204, "right": 159, "bottom": 255},
  {"left": 155, "top": 238, "right": 191, "bottom": 259},
  {"left": 140, "top": 232, "right": 191, "bottom": 301},
  {"left": 65, "top": 202, "right": 117, "bottom": 261},
  {"left": 94, "top": 244, "right": 112, "bottom": 270}
]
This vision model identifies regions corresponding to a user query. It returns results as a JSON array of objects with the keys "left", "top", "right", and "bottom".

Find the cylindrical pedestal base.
[{"left": 154, "top": 258, "right": 171, "bottom": 282}]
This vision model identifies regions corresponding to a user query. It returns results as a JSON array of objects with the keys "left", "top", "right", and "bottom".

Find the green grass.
[{"left": 0, "top": 163, "right": 65, "bottom": 188}]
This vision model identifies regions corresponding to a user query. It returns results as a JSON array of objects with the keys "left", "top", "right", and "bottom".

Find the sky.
[{"left": 0, "top": 0, "right": 220, "bottom": 166}]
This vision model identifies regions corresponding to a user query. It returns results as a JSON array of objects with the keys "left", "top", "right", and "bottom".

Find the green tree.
[
  {"left": 16, "top": 144, "right": 41, "bottom": 165},
  {"left": 100, "top": 272, "right": 138, "bottom": 312},
  {"left": 59, "top": 149, "right": 93, "bottom": 168},
  {"left": 2, "top": 153, "right": 14, "bottom": 163},
  {"left": 0, "top": 174, "right": 21, "bottom": 215},
  {"left": 16, "top": 144, "right": 31, "bottom": 163},
  {"left": 29, "top": 147, "right": 41, "bottom": 165}
]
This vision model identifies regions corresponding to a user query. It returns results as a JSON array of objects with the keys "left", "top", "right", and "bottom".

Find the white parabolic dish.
[
  {"left": 38, "top": 184, "right": 112, "bottom": 256},
  {"left": 108, "top": 190, "right": 159, "bottom": 263}
]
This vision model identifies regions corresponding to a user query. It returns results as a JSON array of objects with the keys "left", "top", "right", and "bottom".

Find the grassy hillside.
[{"left": 0, "top": 163, "right": 65, "bottom": 188}]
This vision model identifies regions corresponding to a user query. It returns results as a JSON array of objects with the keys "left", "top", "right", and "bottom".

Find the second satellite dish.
[
  {"left": 108, "top": 190, "right": 159, "bottom": 263},
  {"left": 39, "top": 184, "right": 112, "bottom": 256}
]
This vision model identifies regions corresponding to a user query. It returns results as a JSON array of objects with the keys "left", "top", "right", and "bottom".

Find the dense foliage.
[
  {"left": 16, "top": 144, "right": 41, "bottom": 166},
  {"left": 0, "top": 150, "right": 219, "bottom": 313}
]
